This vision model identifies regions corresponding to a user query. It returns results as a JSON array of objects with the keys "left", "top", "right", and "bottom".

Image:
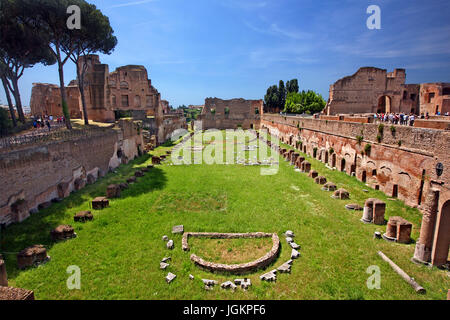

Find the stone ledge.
[{"left": 183, "top": 232, "right": 280, "bottom": 274}]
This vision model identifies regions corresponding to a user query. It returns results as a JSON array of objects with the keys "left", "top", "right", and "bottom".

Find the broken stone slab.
[
  {"left": 290, "top": 242, "right": 301, "bottom": 250},
  {"left": 286, "top": 237, "right": 294, "bottom": 243},
  {"left": 202, "top": 279, "right": 219, "bottom": 286},
  {"left": 161, "top": 257, "right": 171, "bottom": 263},
  {"left": 166, "top": 240, "right": 174, "bottom": 250},
  {"left": 345, "top": 204, "right": 363, "bottom": 211},
  {"left": 221, "top": 281, "right": 237, "bottom": 290},
  {"left": 374, "top": 231, "right": 382, "bottom": 239},
  {"left": 260, "top": 271, "right": 277, "bottom": 282},
  {"left": 160, "top": 262, "right": 170, "bottom": 270},
  {"left": 291, "top": 249, "right": 300, "bottom": 259},
  {"left": 166, "top": 272, "right": 176, "bottom": 284},
  {"left": 106, "top": 184, "right": 121, "bottom": 199},
  {"left": 277, "top": 262, "right": 292, "bottom": 274},
  {"left": 162, "top": 235, "right": 169, "bottom": 242},
  {"left": 189, "top": 274, "right": 194, "bottom": 280},
  {"left": 172, "top": 225, "right": 184, "bottom": 234},
  {"left": 285, "top": 231, "right": 295, "bottom": 238}
]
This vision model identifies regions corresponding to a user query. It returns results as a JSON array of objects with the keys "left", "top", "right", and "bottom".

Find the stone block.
[
  {"left": 0, "top": 258, "right": 7, "bottom": 287},
  {"left": 172, "top": 225, "right": 184, "bottom": 234},
  {"left": 167, "top": 240, "right": 174, "bottom": 250},
  {"left": 286, "top": 237, "right": 294, "bottom": 243},
  {"left": 74, "top": 211, "right": 93, "bottom": 223},
  {"left": 161, "top": 257, "right": 171, "bottom": 263},
  {"left": 0, "top": 287, "right": 35, "bottom": 300},
  {"left": 301, "top": 161, "right": 311, "bottom": 173},
  {"left": 333, "top": 188, "right": 350, "bottom": 200},
  {"left": 309, "top": 170, "right": 319, "bottom": 179},
  {"left": 92, "top": 197, "right": 109, "bottom": 210},
  {"left": 106, "top": 184, "right": 121, "bottom": 199},
  {"left": 315, "top": 176, "right": 327, "bottom": 185},
  {"left": 260, "top": 271, "right": 277, "bottom": 282},
  {"left": 17, "top": 245, "right": 49, "bottom": 270},
  {"left": 323, "top": 182, "right": 337, "bottom": 192},
  {"left": 152, "top": 156, "right": 161, "bottom": 165},
  {"left": 285, "top": 231, "right": 295, "bottom": 238},
  {"left": 290, "top": 242, "right": 301, "bottom": 250},
  {"left": 50, "top": 225, "right": 76, "bottom": 241},
  {"left": 277, "top": 262, "right": 292, "bottom": 273},
  {"left": 166, "top": 272, "right": 176, "bottom": 284},
  {"left": 160, "top": 262, "right": 169, "bottom": 270},
  {"left": 119, "top": 183, "right": 129, "bottom": 191},
  {"left": 134, "top": 170, "right": 144, "bottom": 178},
  {"left": 397, "top": 220, "right": 413, "bottom": 244},
  {"left": 126, "top": 176, "right": 137, "bottom": 184},
  {"left": 221, "top": 281, "right": 237, "bottom": 290},
  {"left": 373, "top": 200, "right": 386, "bottom": 225},
  {"left": 291, "top": 249, "right": 300, "bottom": 259},
  {"left": 162, "top": 235, "right": 169, "bottom": 242}
]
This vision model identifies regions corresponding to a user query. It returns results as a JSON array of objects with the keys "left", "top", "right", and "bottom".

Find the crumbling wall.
[
  {"left": 0, "top": 120, "right": 143, "bottom": 226},
  {"left": 200, "top": 98, "right": 262, "bottom": 130},
  {"left": 261, "top": 114, "right": 449, "bottom": 210}
]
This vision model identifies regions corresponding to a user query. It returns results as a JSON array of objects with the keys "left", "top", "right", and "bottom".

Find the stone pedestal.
[
  {"left": 333, "top": 188, "right": 350, "bottom": 200},
  {"left": 0, "top": 257, "right": 7, "bottom": 287},
  {"left": 315, "top": 176, "right": 327, "bottom": 185},
  {"left": 322, "top": 182, "right": 337, "bottom": 192},
  {"left": 296, "top": 157, "right": 305, "bottom": 168},
  {"left": 51, "top": 225, "right": 76, "bottom": 241},
  {"left": 301, "top": 161, "right": 311, "bottom": 173},
  {"left": 373, "top": 200, "right": 386, "bottom": 225},
  {"left": 309, "top": 171, "right": 319, "bottom": 179},
  {"left": 106, "top": 184, "right": 121, "bottom": 198},
  {"left": 92, "top": 197, "right": 109, "bottom": 210},
  {"left": 384, "top": 216, "right": 412, "bottom": 243},
  {"left": 152, "top": 156, "right": 161, "bottom": 165},
  {"left": 74, "top": 211, "right": 93, "bottom": 222},
  {"left": 134, "top": 170, "right": 144, "bottom": 178},
  {"left": 17, "top": 245, "right": 49, "bottom": 270}
]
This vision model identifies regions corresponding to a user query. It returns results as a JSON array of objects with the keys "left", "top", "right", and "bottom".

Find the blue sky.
[{"left": 2, "top": 0, "right": 450, "bottom": 109}]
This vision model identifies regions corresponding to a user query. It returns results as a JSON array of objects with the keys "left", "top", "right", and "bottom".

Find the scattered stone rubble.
[
  {"left": 50, "top": 225, "right": 76, "bottom": 241},
  {"left": 17, "top": 245, "right": 50, "bottom": 270},
  {"left": 74, "top": 211, "right": 93, "bottom": 222}
]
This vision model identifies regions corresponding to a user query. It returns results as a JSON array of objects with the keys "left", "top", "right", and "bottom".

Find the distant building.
[{"left": 325, "top": 67, "right": 450, "bottom": 116}]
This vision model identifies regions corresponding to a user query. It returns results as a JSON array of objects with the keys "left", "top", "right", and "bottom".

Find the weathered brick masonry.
[
  {"left": 262, "top": 114, "right": 449, "bottom": 266},
  {"left": 0, "top": 120, "right": 143, "bottom": 226}
]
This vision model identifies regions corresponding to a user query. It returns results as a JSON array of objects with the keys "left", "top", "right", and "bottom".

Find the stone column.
[
  {"left": 413, "top": 189, "right": 439, "bottom": 263},
  {"left": 373, "top": 200, "right": 386, "bottom": 225},
  {"left": 0, "top": 256, "right": 7, "bottom": 287}
]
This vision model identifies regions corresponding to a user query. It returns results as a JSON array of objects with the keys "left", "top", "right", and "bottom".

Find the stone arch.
[
  {"left": 432, "top": 200, "right": 450, "bottom": 266},
  {"left": 377, "top": 95, "right": 392, "bottom": 113},
  {"left": 324, "top": 151, "right": 329, "bottom": 164},
  {"left": 331, "top": 153, "right": 336, "bottom": 168},
  {"left": 340, "top": 158, "right": 346, "bottom": 172},
  {"left": 362, "top": 170, "right": 367, "bottom": 183}
]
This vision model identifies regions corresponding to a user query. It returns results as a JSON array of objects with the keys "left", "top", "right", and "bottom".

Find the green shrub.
[
  {"left": 356, "top": 135, "right": 364, "bottom": 145},
  {"left": 398, "top": 140, "right": 402, "bottom": 147},
  {"left": 376, "top": 135, "right": 382, "bottom": 143},
  {"left": 329, "top": 148, "right": 334, "bottom": 155},
  {"left": 364, "top": 144, "right": 372, "bottom": 155},
  {"left": 390, "top": 125, "right": 396, "bottom": 134}
]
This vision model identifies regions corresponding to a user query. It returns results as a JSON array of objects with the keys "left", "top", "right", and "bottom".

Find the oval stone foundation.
[{"left": 183, "top": 232, "right": 280, "bottom": 274}]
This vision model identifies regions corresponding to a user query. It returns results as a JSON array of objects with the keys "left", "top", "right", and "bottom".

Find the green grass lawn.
[{"left": 1, "top": 131, "right": 448, "bottom": 300}]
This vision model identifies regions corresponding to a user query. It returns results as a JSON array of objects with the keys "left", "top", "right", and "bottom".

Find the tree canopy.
[{"left": 284, "top": 90, "right": 326, "bottom": 114}]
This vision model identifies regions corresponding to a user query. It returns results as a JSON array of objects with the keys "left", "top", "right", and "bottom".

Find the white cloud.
[{"left": 109, "top": 0, "right": 158, "bottom": 9}]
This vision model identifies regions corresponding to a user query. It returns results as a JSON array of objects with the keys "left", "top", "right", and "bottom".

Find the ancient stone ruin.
[
  {"left": 383, "top": 216, "right": 413, "bottom": 244},
  {"left": 182, "top": 232, "right": 280, "bottom": 274},
  {"left": 361, "top": 198, "right": 386, "bottom": 225},
  {"left": 106, "top": 184, "right": 121, "bottom": 199},
  {"left": 17, "top": 245, "right": 50, "bottom": 270},
  {"left": 50, "top": 225, "right": 76, "bottom": 241},
  {"left": 92, "top": 197, "right": 109, "bottom": 210},
  {"left": 74, "top": 211, "right": 94, "bottom": 223},
  {"left": 332, "top": 188, "right": 350, "bottom": 200}
]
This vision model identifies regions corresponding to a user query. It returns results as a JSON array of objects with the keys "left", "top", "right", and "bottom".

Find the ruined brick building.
[
  {"left": 325, "top": 67, "right": 450, "bottom": 116},
  {"left": 29, "top": 55, "right": 186, "bottom": 143},
  {"left": 199, "top": 98, "right": 263, "bottom": 130}
]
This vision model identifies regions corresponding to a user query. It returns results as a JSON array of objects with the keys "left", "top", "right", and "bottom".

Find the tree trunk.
[
  {"left": 1, "top": 74, "right": 17, "bottom": 127},
  {"left": 77, "top": 62, "right": 89, "bottom": 125},
  {"left": 10, "top": 76, "right": 26, "bottom": 123},
  {"left": 56, "top": 56, "right": 72, "bottom": 130}
]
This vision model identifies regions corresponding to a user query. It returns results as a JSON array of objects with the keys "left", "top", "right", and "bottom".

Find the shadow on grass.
[{"left": 0, "top": 153, "right": 167, "bottom": 278}]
